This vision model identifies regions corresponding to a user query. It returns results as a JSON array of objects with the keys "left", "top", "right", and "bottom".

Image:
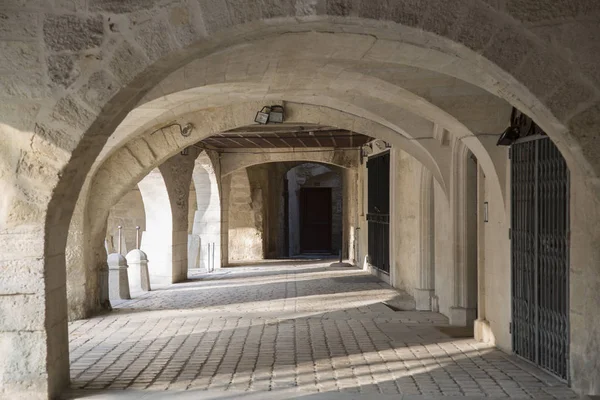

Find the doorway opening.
[{"left": 300, "top": 187, "right": 332, "bottom": 253}]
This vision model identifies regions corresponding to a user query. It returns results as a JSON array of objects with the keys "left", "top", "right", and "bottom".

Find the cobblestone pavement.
[{"left": 66, "top": 260, "right": 575, "bottom": 399}]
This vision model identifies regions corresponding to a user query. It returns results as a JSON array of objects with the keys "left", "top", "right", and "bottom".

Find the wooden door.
[{"left": 300, "top": 188, "right": 332, "bottom": 253}]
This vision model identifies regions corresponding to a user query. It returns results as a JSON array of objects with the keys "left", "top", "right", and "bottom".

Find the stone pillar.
[
  {"left": 415, "top": 166, "right": 436, "bottom": 311},
  {"left": 449, "top": 143, "right": 478, "bottom": 326},
  {"left": 126, "top": 249, "right": 151, "bottom": 293},
  {"left": 108, "top": 253, "right": 131, "bottom": 301}
]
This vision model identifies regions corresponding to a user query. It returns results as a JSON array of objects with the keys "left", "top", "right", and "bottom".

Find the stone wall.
[
  {"left": 2, "top": 2, "right": 600, "bottom": 397},
  {"left": 228, "top": 168, "right": 264, "bottom": 263}
]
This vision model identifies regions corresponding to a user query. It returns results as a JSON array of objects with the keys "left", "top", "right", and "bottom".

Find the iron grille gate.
[
  {"left": 511, "top": 136, "right": 569, "bottom": 380},
  {"left": 367, "top": 152, "right": 390, "bottom": 273}
]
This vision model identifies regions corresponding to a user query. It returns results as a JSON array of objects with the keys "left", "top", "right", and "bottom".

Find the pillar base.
[
  {"left": 414, "top": 288, "right": 435, "bottom": 311},
  {"left": 474, "top": 318, "right": 495, "bottom": 343},
  {"left": 449, "top": 306, "right": 477, "bottom": 326}
]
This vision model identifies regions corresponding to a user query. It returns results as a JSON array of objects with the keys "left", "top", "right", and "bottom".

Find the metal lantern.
[
  {"left": 269, "top": 105, "right": 284, "bottom": 123},
  {"left": 255, "top": 106, "right": 271, "bottom": 124}
]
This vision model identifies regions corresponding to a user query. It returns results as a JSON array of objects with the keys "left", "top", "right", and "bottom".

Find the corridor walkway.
[{"left": 64, "top": 261, "right": 575, "bottom": 399}]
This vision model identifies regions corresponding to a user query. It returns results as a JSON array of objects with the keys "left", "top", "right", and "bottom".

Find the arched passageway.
[{"left": 1, "top": 2, "right": 600, "bottom": 398}]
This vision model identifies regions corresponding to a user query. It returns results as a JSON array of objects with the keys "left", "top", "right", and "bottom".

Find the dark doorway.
[
  {"left": 367, "top": 152, "right": 390, "bottom": 273},
  {"left": 300, "top": 188, "right": 332, "bottom": 253}
]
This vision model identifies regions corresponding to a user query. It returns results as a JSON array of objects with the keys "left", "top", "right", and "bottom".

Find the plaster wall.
[{"left": 106, "top": 188, "right": 146, "bottom": 255}]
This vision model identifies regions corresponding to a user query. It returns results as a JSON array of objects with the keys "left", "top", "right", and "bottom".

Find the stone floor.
[{"left": 63, "top": 260, "right": 576, "bottom": 399}]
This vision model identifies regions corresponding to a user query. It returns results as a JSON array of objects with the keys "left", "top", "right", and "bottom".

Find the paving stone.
[{"left": 68, "top": 260, "right": 576, "bottom": 398}]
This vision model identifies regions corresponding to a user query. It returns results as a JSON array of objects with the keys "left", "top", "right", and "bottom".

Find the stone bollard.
[
  {"left": 108, "top": 253, "right": 131, "bottom": 301},
  {"left": 126, "top": 249, "right": 151, "bottom": 292}
]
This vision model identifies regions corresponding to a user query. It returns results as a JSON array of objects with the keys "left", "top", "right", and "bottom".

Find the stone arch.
[
  {"left": 220, "top": 149, "right": 358, "bottom": 178},
  {"left": 2, "top": 3, "right": 600, "bottom": 397},
  {"left": 191, "top": 150, "right": 222, "bottom": 270}
]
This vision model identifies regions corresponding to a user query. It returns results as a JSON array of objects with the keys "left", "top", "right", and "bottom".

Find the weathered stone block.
[
  {"left": 504, "top": 0, "right": 600, "bottom": 23},
  {"left": 226, "top": 0, "right": 261, "bottom": 25},
  {"left": 0, "top": 11, "right": 39, "bottom": 39},
  {"left": 358, "top": 0, "right": 388, "bottom": 20},
  {"left": 108, "top": 39, "right": 148, "bottom": 85},
  {"left": 134, "top": 18, "right": 176, "bottom": 63},
  {"left": 0, "top": 331, "right": 47, "bottom": 396},
  {"left": 48, "top": 54, "right": 80, "bottom": 88},
  {"left": 512, "top": 45, "right": 571, "bottom": 102},
  {"left": 422, "top": 1, "right": 465, "bottom": 38},
  {"left": 43, "top": 14, "right": 104, "bottom": 52},
  {"left": 456, "top": 4, "right": 499, "bottom": 52},
  {"left": 0, "top": 294, "right": 45, "bottom": 331},
  {"left": 79, "top": 70, "right": 121, "bottom": 112},
  {"left": 0, "top": 41, "right": 39, "bottom": 71},
  {"left": 52, "top": 96, "right": 95, "bottom": 130},
  {"left": 326, "top": 0, "right": 353, "bottom": 16},
  {"left": 197, "top": 0, "right": 232, "bottom": 33},
  {"left": 259, "top": 0, "right": 295, "bottom": 18},
  {"left": 545, "top": 77, "right": 596, "bottom": 122},
  {"left": 0, "top": 72, "right": 48, "bottom": 99},
  {"left": 90, "top": 0, "right": 157, "bottom": 13},
  {"left": 388, "top": 0, "right": 427, "bottom": 28}
]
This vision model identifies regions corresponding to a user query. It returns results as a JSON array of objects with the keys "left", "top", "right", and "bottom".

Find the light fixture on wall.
[
  {"left": 181, "top": 123, "right": 194, "bottom": 137},
  {"left": 496, "top": 125, "right": 519, "bottom": 146},
  {"left": 254, "top": 105, "right": 285, "bottom": 124},
  {"left": 374, "top": 139, "right": 390, "bottom": 151},
  {"left": 150, "top": 122, "right": 194, "bottom": 137}
]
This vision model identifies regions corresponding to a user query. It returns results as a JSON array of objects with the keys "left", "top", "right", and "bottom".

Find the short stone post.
[
  {"left": 108, "top": 251, "right": 131, "bottom": 301},
  {"left": 126, "top": 251, "right": 151, "bottom": 293},
  {"left": 126, "top": 226, "right": 151, "bottom": 292}
]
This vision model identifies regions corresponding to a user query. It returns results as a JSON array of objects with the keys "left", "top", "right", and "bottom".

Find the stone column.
[
  {"left": 108, "top": 253, "right": 131, "bottom": 301},
  {"left": 449, "top": 142, "right": 478, "bottom": 326},
  {"left": 415, "top": 166, "right": 436, "bottom": 310}
]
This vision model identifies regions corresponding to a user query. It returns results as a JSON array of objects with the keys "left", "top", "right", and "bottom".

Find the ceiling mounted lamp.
[{"left": 254, "top": 105, "right": 285, "bottom": 124}]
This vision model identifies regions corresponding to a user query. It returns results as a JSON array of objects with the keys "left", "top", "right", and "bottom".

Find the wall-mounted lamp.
[
  {"left": 254, "top": 105, "right": 285, "bottom": 124},
  {"left": 150, "top": 122, "right": 194, "bottom": 137},
  {"left": 181, "top": 123, "right": 194, "bottom": 137},
  {"left": 374, "top": 139, "right": 390, "bottom": 151},
  {"left": 484, "top": 201, "right": 489, "bottom": 223},
  {"left": 496, "top": 126, "right": 519, "bottom": 146}
]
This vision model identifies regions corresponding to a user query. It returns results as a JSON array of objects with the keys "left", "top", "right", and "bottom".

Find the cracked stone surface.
[{"left": 65, "top": 260, "right": 575, "bottom": 399}]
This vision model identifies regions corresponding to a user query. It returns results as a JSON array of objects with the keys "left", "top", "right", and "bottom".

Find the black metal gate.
[
  {"left": 367, "top": 152, "right": 390, "bottom": 273},
  {"left": 511, "top": 135, "right": 569, "bottom": 380}
]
